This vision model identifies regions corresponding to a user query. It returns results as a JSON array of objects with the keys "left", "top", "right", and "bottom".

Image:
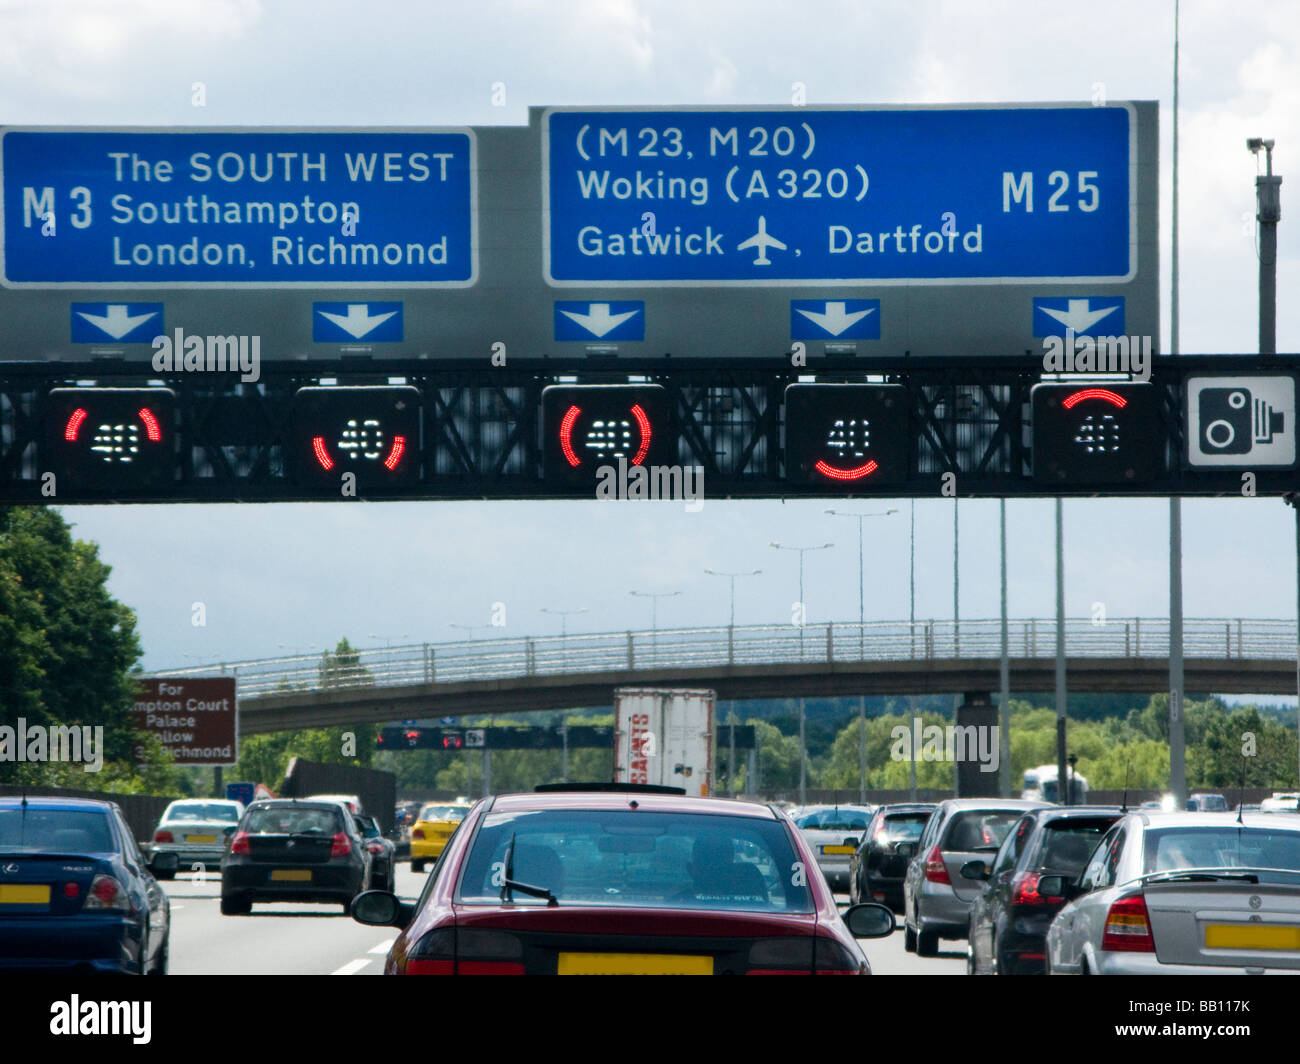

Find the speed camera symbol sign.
[{"left": 1186, "top": 375, "right": 1296, "bottom": 467}]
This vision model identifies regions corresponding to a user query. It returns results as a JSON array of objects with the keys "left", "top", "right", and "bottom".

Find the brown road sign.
[{"left": 133, "top": 677, "right": 237, "bottom": 766}]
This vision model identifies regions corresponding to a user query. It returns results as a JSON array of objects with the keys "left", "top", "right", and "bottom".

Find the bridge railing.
[{"left": 143, "top": 617, "right": 1298, "bottom": 700}]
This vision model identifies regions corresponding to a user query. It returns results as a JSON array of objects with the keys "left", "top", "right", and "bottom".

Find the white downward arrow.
[
  {"left": 559, "top": 303, "right": 640, "bottom": 338},
  {"left": 1038, "top": 299, "right": 1120, "bottom": 334},
  {"left": 317, "top": 304, "right": 398, "bottom": 339},
  {"left": 76, "top": 304, "right": 158, "bottom": 340},
  {"left": 795, "top": 301, "right": 876, "bottom": 337}
]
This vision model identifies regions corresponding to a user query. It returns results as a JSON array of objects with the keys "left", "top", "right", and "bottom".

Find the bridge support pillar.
[{"left": 955, "top": 692, "right": 999, "bottom": 798}]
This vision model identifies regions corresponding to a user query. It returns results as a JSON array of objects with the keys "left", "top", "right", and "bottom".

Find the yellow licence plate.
[
  {"left": 1206, "top": 924, "right": 1300, "bottom": 950},
  {"left": 0, "top": 884, "right": 50, "bottom": 905},
  {"left": 557, "top": 952, "right": 714, "bottom": 975},
  {"left": 186, "top": 835, "right": 217, "bottom": 843},
  {"left": 270, "top": 869, "right": 312, "bottom": 882},
  {"left": 823, "top": 845, "right": 856, "bottom": 855}
]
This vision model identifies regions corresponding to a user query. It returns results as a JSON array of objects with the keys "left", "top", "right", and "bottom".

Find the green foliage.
[{"left": 0, "top": 507, "right": 184, "bottom": 792}]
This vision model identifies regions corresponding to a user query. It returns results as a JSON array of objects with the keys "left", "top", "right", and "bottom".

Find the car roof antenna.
[{"left": 1120, "top": 761, "right": 1130, "bottom": 814}]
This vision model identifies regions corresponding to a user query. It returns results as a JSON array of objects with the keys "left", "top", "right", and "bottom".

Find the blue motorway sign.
[
  {"left": 544, "top": 106, "right": 1135, "bottom": 285},
  {"left": 2, "top": 130, "right": 476, "bottom": 286},
  {"left": 70, "top": 302, "right": 163, "bottom": 342},
  {"left": 554, "top": 300, "right": 645, "bottom": 341},
  {"left": 313, "top": 301, "right": 404, "bottom": 342},
  {"left": 1032, "top": 296, "right": 1125, "bottom": 337}
]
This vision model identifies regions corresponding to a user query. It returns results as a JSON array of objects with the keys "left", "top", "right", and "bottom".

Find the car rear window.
[
  {"left": 1144, "top": 827, "right": 1300, "bottom": 876},
  {"left": 167, "top": 802, "right": 240, "bottom": 822},
  {"left": 1033, "top": 818, "right": 1116, "bottom": 873},
  {"left": 457, "top": 809, "right": 814, "bottom": 913},
  {"left": 243, "top": 806, "right": 341, "bottom": 834},
  {"left": 876, "top": 813, "right": 929, "bottom": 844},
  {"left": 796, "top": 809, "right": 871, "bottom": 831},
  {"left": 941, "top": 811, "right": 1022, "bottom": 852},
  {"left": 420, "top": 804, "right": 469, "bottom": 822},
  {"left": 0, "top": 808, "right": 116, "bottom": 853}
]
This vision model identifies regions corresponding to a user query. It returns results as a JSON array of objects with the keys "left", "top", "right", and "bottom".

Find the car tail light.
[
  {"left": 83, "top": 874, "right": 130, "bottom": 911},
  {"left": 63, "top": 882, "right": 80, "bottom": 899},
  {"left": 746, "top": 937, "right": 862, "bottom": 974},
  {"left": 367, "top": 842, "right": 385, "bottom": 855},
  {"left": 154, "top": 830, "right": 173, "bottom": 843},
  {"left": 1010, "top": 871, "right": 1052, "bottom": 907},
  {"left": 330, "top": 832, "right": 352, "bottom": 857},
  {"left": 412, "top": 828, "right": 425, "bottom": 840},
  {"left": 406, "top": 927, "right": 524, "bottom": 975},
  {"left": 1101, "top": 893, "right": 1155, "bottom": 953},
  {"left": 229, "top": 831, "right": 250, "bottom": 855},
  {"left": 923, "top": 846, "right": 950, "bottom": 885}
]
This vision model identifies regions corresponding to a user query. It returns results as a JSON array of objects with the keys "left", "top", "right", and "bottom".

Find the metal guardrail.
[{"left": 144, "top": 618, "right": 1298, "bottom": 700}]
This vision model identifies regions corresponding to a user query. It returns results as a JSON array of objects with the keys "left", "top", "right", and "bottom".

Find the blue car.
[{"left": 0, "top": 796, "right": 171, "bottom": 974}]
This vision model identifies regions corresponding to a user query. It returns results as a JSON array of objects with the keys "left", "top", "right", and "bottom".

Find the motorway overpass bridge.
[{"left": 145, "top": 618, "right": 1300, "bottom": 736}]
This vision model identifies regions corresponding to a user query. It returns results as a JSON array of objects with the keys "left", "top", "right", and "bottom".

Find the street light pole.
[
  {"left": 824, "top": 509, "right": 897, "bottom": 658},
  {"left": 769, "top": 541, "right": 833, "bottom": 656},
  {"left": 824, "top": 509, "right": 896, "bottom": 806},
  {"left": 704, "top": 568, "right": 762, "bottom": 629},
  {"left": 540, "top": 607, "right": 587, "bottom": 638}
]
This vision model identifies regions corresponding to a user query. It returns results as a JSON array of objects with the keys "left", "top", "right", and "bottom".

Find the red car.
[{"left": 352, "top": 785, "right": 894, "bottom": 974}]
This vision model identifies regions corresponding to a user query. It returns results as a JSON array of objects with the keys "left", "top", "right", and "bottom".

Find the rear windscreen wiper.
[
  {"left": 502, "top": 878, "right": 559, "bottom": 906},
  {"left": 499, "top": 831, "right": 558, "bottom": 906}
]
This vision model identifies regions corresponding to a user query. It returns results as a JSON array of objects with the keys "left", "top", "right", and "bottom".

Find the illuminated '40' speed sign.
[
  {"left": 783, "top": 384, "right": 909, "bottom": 486},
  {"left": 291, "top": 386, "right": 421, "bottom": 490}
]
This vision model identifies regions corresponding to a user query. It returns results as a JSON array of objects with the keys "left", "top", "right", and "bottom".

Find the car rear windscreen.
[
  {"left": 244, "top": 806, "right": 341, "bottom": 834},
  {"left": 796, "top": 809, "right": 871, "bottom": 831},
  {"left": 167, "top": 802, "right": 240, "bottom": 822},
  {"left": 876, "top": 814, "right": 929, "bottom": 845},
  {"left": 942, "top": 811, "right": 1023, "bottom": 852},
  {"left": 0, "top": 808, "right": 116, "bottom": 853},
  {"left": 1034, "top": 818, "right": 1116, "bottom": 873},
  {"left": 1143, "top": 827, "right": 1300, "bottom": 877},
  {"left": 458, "top": 809, "right": 814, "bottom": 913},
  {"left": 420, "top": 805, "right": 469, "bottom": 822}
]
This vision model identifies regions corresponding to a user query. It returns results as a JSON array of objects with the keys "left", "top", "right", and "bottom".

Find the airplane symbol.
[{"left": 737, "top": 216, "right": 787, "bottom": 266}]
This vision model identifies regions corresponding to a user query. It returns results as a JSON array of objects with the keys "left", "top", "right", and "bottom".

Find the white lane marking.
[
  {"left": 332, "top": 958, "right": 372, "bottom": 975},
  {"left": 170, "top": 904, "right": 185, "bottom": 911},
  {"left": 369, "top": 939, "right": 394, "bottom": 954}
]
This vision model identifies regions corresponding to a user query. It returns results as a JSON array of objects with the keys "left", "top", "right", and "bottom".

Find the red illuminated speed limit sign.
[
  {"left": 541, "top": 384, "right": 673, "bottom": 485},
  {"left": 783, "top": 384, "right": 909, "bottom": 487}
]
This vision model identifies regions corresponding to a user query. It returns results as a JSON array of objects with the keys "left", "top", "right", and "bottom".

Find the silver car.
[
  {"left": 1044, "top": 811, "right": 1300, "bottom": 974},
  {"left": 902, "top": 798, "right": 1048, "bottom": 957},
  {"left": 793, "top": 805, "right": 875, "bottom": 892},
  {"left": 150, "top": 798, "right": 245, "bottom": 878}
]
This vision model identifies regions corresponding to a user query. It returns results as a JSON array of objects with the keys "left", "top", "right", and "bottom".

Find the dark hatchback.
[
  {"left": 0, "top": 796, "right": 171, "bottom": 974},
  {"left": 355, "top": 813, "right": 397, "bottom": 892},
  {"left": 849, "top": 803, "right": 936, "bottom": 911},
  {"left": 220, "top": 799, "right": 372, "bottom": 914},
  {"left": 965, "top": 806, "right": 1123, "bottom": 975},
  {"left": 350, "top": 788, "right": 894, "bottom": 974}
]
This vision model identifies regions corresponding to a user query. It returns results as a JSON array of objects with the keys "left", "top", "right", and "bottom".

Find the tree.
[{"left": 0, "top": 507, "right": 177, "bottom": 789}]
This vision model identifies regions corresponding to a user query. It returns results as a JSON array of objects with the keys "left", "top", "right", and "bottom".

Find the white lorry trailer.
[{"left": 613, "top": 688, "right": 715, "bottom": 797}]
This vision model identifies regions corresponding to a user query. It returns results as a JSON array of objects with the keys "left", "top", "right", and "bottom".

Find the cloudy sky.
[{"left": 2, "top": 0, "right": 1297, "bottom": 677}]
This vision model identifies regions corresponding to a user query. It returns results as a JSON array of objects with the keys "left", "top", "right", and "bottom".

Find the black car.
[
  {"left": 849, "top": 803, "right": 935, "bottom": 911},
  {"left": 964, "top": 805, "right": 1123, "bottom": 975},
  {"left": 0, "top": 796, "right": 171, "bottom": 974},
  {"left": 354, "top": 813, "right": 396, "bottom": 892},
  {"left": 220, "top": 799, "right": 373, "bottom": 915}
]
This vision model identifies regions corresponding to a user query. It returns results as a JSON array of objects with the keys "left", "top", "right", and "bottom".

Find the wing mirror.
[
  {"left": 350, "top": 890, "right": 415, "bottom": 928},
  {"left": 1036, "top": 874, "right": 1081, "bottom": 900},
  {"left": 843, "top": 903, "right": 895, "bottom": 938},
  {"left": 895, "top": 842, "right": 916, "bottom": 861},
  {"left": 959, "top": 859, "right": 989, "bottom": 881}
]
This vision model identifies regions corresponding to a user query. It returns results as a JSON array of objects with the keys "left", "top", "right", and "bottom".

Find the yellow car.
[{"left": 409, "top": 803, "right": 471, "bottom": 872}]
